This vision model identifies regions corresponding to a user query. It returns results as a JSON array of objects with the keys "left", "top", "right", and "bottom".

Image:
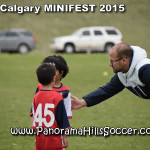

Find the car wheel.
[
  {"left": 64, "top": 44, "right": 75, "bottom": 53},
  {"left": 18, "top": 44, "right": 29, "bottom": 54},
  {"left": 105, "top": 44, "right": 114, "bottom": 53}
]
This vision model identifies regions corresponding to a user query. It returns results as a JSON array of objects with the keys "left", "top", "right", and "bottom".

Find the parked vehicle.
[
  {"left": 50, "top": 26, "right": 123, "bottom": 53},
  {"left": 0, "top": 29, "right": 36, "bottom": 54}
]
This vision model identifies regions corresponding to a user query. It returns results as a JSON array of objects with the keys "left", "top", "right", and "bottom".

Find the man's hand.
[{"left": 71, "top": 96, "right": 87, "bottom": 110}]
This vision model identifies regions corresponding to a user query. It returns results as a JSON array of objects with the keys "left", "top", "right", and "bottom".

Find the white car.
[{"left": 50, "top": 26, "right": 123, "bottom": 53}]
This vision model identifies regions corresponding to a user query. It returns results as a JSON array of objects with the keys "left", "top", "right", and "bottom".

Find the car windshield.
[
  {"left": 72, "top": 30, "right": 80, "bottom": 36},
  {"left": 0, "top": 31, "right": 6, "bottom": 37}
]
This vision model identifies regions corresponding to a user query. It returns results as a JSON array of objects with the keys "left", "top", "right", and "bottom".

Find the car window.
[
  {"left": 0, "top": 32, "right": 6, "bottom": 37},
  {"left": 21, "top": 31, "right": 32, "bottom": 36},
  {"left": 82, "top": 31, "right": 90, "bottom": 36},
  {"left": 94, "top": 30, "right": 103, "bottom": 36},
  {"left": 106, "top": 30, "right": 118, "bottom": 35},
  {"left": 6, "top": 32, "right": 19, "bottom": 37}
]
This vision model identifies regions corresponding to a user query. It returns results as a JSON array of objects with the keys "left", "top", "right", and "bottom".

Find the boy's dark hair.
[
  {"left": 36, "top": 64, "right": 56, "bottom": 86},
  {"left": 42, "top": 55, "right": 69, "bottom": 79}
]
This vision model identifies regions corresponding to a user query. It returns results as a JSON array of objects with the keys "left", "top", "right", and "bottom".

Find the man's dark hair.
[
  {"left": 42, "top": 55, "right": 69, "bottom": 79},
  {"left": 116, "top": 43, "right": 133, "bottom": 58},
  {"left": 36, "top": 64, "right": 55, "bottom": 86}
]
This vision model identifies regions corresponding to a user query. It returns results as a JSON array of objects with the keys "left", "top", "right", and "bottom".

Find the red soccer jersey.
[
  {"left": 31, "top": 83, "right": 72, "bottom": 119},
  {"left": 32, "top": 90, "right": 70, "bottom": 150}
]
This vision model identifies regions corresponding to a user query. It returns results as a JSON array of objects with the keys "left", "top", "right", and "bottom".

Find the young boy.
[
  {"left": 32, "top": 63, "right": 70, "bottom": 150},
  {"left": 30, "top": 55, "right": 72, "bottom": 119}
]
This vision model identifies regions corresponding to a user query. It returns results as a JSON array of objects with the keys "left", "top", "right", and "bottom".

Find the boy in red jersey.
[
  {"left": 31, "top": 55, "right": 72, "bottom": 119},
  {"left": 32, "top": 63, "right": 70, "bottom": 150}
]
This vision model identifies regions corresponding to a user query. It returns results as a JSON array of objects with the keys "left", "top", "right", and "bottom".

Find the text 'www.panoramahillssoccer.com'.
[{"left": 10, "top": 126, "right": 150, "bottom": 137}]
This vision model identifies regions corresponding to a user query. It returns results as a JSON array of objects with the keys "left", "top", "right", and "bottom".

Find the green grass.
[
  {"left": 0, "top": 53, "right": 150, "bottom": 150},
  {"left": 0, "top": 0, "right": 150, "bottom": 149}
]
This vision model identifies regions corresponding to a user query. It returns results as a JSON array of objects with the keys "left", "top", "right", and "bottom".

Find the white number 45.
[{"left": 33, "top": 103, "right": 55, "bottom": 127}]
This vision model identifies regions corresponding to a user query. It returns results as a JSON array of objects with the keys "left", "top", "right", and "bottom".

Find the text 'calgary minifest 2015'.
[{"left": 0, "top": 4, "right": 96, "bottom": 14}]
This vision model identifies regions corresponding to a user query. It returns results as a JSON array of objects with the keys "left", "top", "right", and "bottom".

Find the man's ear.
[{"left": 123, "top": 57, "right": 128, "bottom": 64}]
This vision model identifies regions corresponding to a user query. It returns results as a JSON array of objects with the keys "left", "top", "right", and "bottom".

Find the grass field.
[
  {"left": 0, "top": 0, "right": 150, "bottom": 149},
  {"left": 0, "top": 53, "right": 150, "bottom": 150}
]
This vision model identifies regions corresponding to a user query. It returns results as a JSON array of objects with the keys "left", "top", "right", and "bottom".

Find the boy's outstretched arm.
[
  {"left": 63, "top": 134, "right": 68, "bottom": 148},
  {"left": 71, "top": 96, "right": 87, "bottom": 110}
]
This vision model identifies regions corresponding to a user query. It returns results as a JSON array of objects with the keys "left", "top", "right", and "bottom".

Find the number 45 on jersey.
[{"left": 33, "top": 103, "right": 55, "bottom": 128}]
